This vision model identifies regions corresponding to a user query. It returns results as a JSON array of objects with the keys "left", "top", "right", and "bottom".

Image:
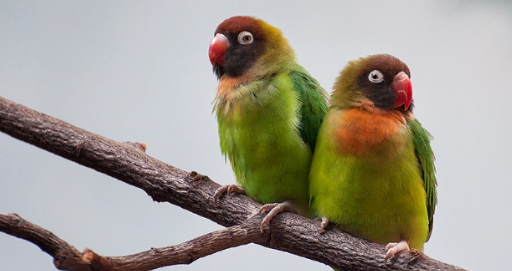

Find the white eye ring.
[
  {"left": 368, "top": 70, "right": 384, "bottom": 83},
  {"left": 237, "top": 31, "right": 254, "bottom": 45}
]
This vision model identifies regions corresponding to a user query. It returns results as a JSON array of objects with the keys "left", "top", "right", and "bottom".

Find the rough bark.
[
  {"left": 0, "top": 213, "right": 267, "bottom": 271},
  {"left": 0, "top": 96, "right": 466, "bottom": 271}
]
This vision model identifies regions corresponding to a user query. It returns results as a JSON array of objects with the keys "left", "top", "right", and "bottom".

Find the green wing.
[
  {"left": 409, "top": 118, "right": 438, "bottom": 241},
  {"left": 289, "top": 67, "right": 328, "bottom": 152}
]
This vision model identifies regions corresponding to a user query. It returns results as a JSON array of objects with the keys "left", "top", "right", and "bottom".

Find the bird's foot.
[
  {"left": 385, "top": 240, "right": 409, "bottom": 261},
  {"left": 258, "top": 201, "right": 296, "bottom": 233},
  {"left": 318, "top": 217, "right": 329, "bottom": 234},
  {"left": 213, "top": 184, "right": 245, "bottom": 204}
]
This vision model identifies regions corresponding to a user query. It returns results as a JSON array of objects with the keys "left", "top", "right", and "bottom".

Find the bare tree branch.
[
  {"left": 0, "top": 96, "right": 466, "bottom": 271},
  {"left": 0, "top": 213, "right": 267, "bottom": 271},
  {"left": 0, "top": 213, "right": 91, "bottom": 271}
]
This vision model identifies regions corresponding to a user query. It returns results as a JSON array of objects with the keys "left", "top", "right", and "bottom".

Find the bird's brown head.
[
  {"left": 331, "top": 54, "right": 413, "bottom": 112},
  {"left": 208, "top": 16, "right": 294, "bottom": 80}
]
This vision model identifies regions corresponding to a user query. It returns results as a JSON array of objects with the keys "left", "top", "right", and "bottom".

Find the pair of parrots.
[{"left": 208, "top": 16, "right": 437, "bottom": 259}]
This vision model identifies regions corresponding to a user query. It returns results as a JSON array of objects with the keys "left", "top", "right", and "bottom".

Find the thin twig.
[{"left": 0, "top": 213, "right": 267, "bottom": 271}]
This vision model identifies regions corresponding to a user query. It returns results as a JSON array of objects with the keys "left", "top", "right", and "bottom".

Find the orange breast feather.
[{"left": 335, "top": 108, "right": 407, "bottom": 156}]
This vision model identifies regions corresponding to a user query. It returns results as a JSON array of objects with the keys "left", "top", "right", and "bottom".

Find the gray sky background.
[{"left": 1, "top": 1, "right": 512, "bottom": 270}]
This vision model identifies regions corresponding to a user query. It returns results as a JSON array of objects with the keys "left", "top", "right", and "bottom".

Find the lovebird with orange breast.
[
  {"left": 309, "top": 54, "right": 437, "bottom": 259},
  {"left": 209, "top": 16, "right": 328, "bottom": 231}
]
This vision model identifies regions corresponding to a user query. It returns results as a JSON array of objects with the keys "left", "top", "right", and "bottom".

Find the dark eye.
[
  {"left": 368, "top": 70, "right": 384, "bottom": 83},
  {"left": 237, "top": 31, "right": 253, "bottom": 45}
]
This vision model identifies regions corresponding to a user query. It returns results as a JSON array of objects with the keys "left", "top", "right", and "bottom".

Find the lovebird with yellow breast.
[{"left": 209, "top": 16, "right": 328, "bottom": 230}]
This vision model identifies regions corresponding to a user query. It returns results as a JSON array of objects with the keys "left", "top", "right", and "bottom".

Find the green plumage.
[
  {"left": 309, "top": 54, "right": 437, "bottom": 251},
  {"left": 215, "top": 67, "right": 326, "bottom": 216},
  {"left": 410, "top": 119, "right": 437, "bottom": 240},
  {"left": 211, "top": 16, "right": 327, "bottom": 217}
]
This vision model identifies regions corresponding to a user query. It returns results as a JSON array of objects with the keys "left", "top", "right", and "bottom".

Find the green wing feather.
[
  {"left": 289, "top": 67, "right": 328, "bottom": 152},
  {"left": 409, "top": 118, "right": 438, "bottom": 241}
]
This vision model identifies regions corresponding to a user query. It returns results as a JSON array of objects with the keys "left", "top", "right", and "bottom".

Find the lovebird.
[
  {"left": 309, "top": 54, "right": 437, "bottom": 259},
  {"left": 208, "top": 16, "right": 328, "bottom": 230}
]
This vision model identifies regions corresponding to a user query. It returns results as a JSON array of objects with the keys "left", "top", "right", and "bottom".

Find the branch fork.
[{"left": 0, "top": 96, "right": 465, "bottom": 271}]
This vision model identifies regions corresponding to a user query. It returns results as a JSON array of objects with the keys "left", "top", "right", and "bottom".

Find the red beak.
[
  {"left": 208, "top": 33, "right": 229, "bottom": 66},
  {"left": 391, "top": 71, "right": 412, "bottom": 110}
]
